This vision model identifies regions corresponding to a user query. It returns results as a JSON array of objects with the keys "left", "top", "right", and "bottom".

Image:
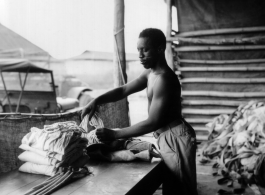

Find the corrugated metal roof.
[{"left": 0, "top": 23, "right": 47, "bottom": 55}]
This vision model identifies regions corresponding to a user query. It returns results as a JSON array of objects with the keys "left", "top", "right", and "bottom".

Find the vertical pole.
[
  {"left": 113, "top": 0, "right": 127, "bottom": 87},
  {"left": 0, "top": 71, "right": 12, "bottom": 112},
  {"left": 16, "top": 71, "right": 29, "bottom": 113},
  {"left": 113, "top": 0, "right": 130, "bottom": 127},
  {"left": 166, "top": 0, "right": 174, "bottom": 70}
]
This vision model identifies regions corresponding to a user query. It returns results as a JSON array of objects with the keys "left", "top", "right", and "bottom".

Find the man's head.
[
  {"left": 137, "top": 28, "right": 166, "bottom": 69},
  {"left": 139, "top": 28, "right": 166, "bottom": 52}
]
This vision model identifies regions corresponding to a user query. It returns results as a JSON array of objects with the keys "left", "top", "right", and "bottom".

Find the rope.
[{"left": 114, "top": 27, "right": 124, "bottom": 36}]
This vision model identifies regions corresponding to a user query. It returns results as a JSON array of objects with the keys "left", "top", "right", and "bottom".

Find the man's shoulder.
[
  {"left": 159, "top": 71, "right": 179, "bottom": 83},
  {"left": 140, "top": 69, "right": 151, "bottom": 78}
]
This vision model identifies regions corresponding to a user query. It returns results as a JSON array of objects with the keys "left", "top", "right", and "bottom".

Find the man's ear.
[{"left": 157, "top": 45, "right": 164, "bottom": 53}]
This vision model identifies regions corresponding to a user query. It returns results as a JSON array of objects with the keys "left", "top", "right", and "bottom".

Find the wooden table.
[{"left": 0, "top": 159, "right": 163, "bottom": 195}]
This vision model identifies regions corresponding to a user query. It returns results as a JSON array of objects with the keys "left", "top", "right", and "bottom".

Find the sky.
[{"left": 0, "top": 0, "right": 177, "bottom": 59}]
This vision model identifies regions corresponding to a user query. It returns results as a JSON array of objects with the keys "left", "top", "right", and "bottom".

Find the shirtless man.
[{"left": 81, "top": 28, "right": 198, "bottom": 195}]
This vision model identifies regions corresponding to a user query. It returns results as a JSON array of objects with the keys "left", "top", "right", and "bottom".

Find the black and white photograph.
[{"left": 0, "top": 0, "right": 265, "bottom": 195}]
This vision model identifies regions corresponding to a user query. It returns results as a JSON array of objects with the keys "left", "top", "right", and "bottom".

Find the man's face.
[{"left": 137, "top": 37, "right": 158, "bottom": 69}]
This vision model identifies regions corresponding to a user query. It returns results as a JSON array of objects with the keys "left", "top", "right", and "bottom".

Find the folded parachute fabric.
[
  {"left": 18, "top": 151, "right": 58, "bottom": 166},
  {"left": 19, "top": 162, "right": 56, "bottom": 176},
  {"left": 85, "top": 138, "right": 158, "bottom": 162},
  {"left": 199, "top": 100, "right": 265, "bottom": 194},
  {"left": 18, "top": 121, "right": 88, "bottom": 176},
  {"left": 80, "top": 113, "right": 160, "bottom": 162}
]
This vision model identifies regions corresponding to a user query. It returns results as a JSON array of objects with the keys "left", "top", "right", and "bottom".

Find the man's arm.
[
  {"left": 97, "top": 73, "right": 177, "bottom": 140},
  {"left": 95, "top": 70, "right": 149, "bottom": 104},
  {"left": 81, "top": 70, "right": 150, "bottom": 120}
]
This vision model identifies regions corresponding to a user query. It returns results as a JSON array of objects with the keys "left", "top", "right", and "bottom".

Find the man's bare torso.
[{"left": 146, "top": 70, "right": 182, "bottom": 125}]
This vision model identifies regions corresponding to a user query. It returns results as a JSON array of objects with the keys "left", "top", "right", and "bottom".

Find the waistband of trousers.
[{"left": 153, "top": 118, "right": 183, "bottom": 139}]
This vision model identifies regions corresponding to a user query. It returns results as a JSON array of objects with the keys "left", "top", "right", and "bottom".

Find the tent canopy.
[{"left": 0, "top": 59, "right": 52, "bottom": 73}]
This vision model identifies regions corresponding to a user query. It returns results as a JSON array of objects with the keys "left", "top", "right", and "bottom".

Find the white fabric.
[
  {"left": 79, "top": 114, "right": 90, "bottom": 133},
  {"left": 89, "top": 113, "right": 104, "bottom": 129},
  {"left": 19, "top": 162, "right": 56, "bottom": 176},
  {"left": 18, "top": 151, "right": 57, "bottom": 166},
  {"left": 21, "top": 121, "right": 83, "bottom": 154},
  {"left": 80, "top": 113, "right": 105, "bottom": 146},
  {"left": 19, "top": 144, "right": 47, "bottom": 157},
  {"left": 81, "top": 130, "right": 102, "bottom": 145}
]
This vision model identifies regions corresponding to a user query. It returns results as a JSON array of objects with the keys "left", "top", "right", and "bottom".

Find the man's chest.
[{"left": 146, "top": 75, "right": 159, "bottom": 100}]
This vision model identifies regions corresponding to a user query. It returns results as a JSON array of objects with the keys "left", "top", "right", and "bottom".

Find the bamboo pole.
[
  {"left": 181, "top": 78, "right": 265, "bottom": 83},
  {"left": 165, "top": 0, "right": 174, "bottom": 70},
  {"left": 173, "top": 45, "right": 265, "bottom": 52},
  {"left": 182, "top": 108, "right": 234, "bottom": 115},
  {"left": 178, "top": 59, "right": 265, "bottom": 64},
  {"left": 185, "top": 118, "right": 213, "bottom": 123},
  {"left": 168, "top": 36, "right": 265, "bottom": 45},
  {"left": 179, "top": 67, "right": 265, "bottom": 72},
  {"left": 182, "top": 100, "right": 246, "bottom": 106},
  {"left": 191, "top": 126, "right": 209, "bottom": 132},
  {"left": 182, "top": 90, "right": 265, "bottom": 97},
  {"left": 175, "top": 26, "right": 265, "bottom": 37}
]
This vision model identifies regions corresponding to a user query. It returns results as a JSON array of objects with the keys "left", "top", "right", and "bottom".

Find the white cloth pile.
[
  {"left": 80, "top": 113, "right": 104, "bottom": 145},
  {"left": 199, "top": 100, "right": 265, "bottom": 190},
  {"left": 18, "top": 121, "right": 88, "bottom": 176}
]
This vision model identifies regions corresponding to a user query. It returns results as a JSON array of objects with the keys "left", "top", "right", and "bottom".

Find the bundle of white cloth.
[{"left": 18, "top": 121, "right": 88, "bottom": 176}]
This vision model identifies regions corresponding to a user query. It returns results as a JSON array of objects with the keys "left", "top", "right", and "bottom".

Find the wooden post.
[
  {"left": 113, "top": 0, "right": 127, "bottom": 87},
  {"left": 166, "top": 0, "right": 174, "bottom": 70},
  {"left": 109, "top": 0, "right": 130, "bottom": 127}
]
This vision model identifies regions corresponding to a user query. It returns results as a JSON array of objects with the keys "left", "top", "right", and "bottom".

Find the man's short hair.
[{"left": 139, "top": 28, "right": 166, "bottom": 51}]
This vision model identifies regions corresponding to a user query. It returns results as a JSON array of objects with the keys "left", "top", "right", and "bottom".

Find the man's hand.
[
  {"left": 81, "top": 99, "right": 97, "bottom": 120},
  {"left": 96, "top": 128, "right": 117, "bottom": 142}
]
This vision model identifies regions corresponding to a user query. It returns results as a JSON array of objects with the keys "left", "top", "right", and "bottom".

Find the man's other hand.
[
  {"left": 81, "top": 99, "right": 97, "bottom": 120},
  {"left": 96, "top": 128, "right": 117, "bottom": 141}
]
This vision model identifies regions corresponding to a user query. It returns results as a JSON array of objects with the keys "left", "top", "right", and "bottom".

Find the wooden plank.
[
  {"left": 178, "top": 59, "right": 265, "bottom": 64},
  {"left": 125, "top": 162, "right": 163, "bottom": 195},
  {"left": 181, "top": 78, "right": 265, "bottom": 83},
  {"left": 173, "top": 45, "right": 265, "bottom": 52},
  {"left": 182, "top": 108, "right": 234, "bottom": 115},
  {"left": 1, "top": 160, "right": 162, "bottom": 195},
  {"left": 173, "top": 26, "right": 265, "bottom": 37},
  {"left": 182, "top": 100, "right": 246, "bottom": 106},
  {"left": 182, "top": 90, "right": 265, "bottom": 98},
  {"left": 0, "top": 171, "right": 46, "bottom": 195},
  {"left": 179, "top": 67, "right": 265, "bottom": 72}
]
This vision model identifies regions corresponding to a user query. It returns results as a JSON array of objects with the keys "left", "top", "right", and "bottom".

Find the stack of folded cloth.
[
  {"left": 81, "top": 114, "right": 161, "bottom": 162},
  {"left": 18, "top": 121, "right": 88, "bottom": 176},
  {"left": 18, "top": 113, "right": 161, "bottom": 177}
]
